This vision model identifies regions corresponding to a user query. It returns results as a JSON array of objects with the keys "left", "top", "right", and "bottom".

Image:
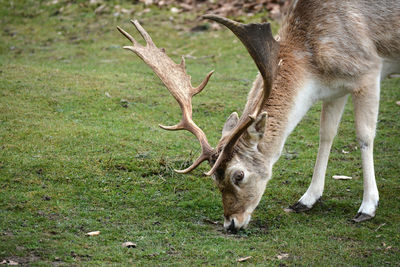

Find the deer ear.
[
  {"left": 247, "top": 112, "right": 268, "bottom": 142},
  {"left": 222, "top": 112, "right": 239, "bottom": 136}
]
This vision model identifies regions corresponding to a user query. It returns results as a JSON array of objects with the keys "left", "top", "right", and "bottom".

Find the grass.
[{"left": 0, "top": 1, "right": 399, "bottom": 265}]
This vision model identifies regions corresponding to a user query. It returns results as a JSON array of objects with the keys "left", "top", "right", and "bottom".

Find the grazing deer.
[{"left": 117, "top": 0, "right": 400, "bottom": 232}]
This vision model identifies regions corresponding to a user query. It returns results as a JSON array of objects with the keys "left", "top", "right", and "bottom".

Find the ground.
[{"left": 0, "top": 1, "right": 399, "bottom": 266}]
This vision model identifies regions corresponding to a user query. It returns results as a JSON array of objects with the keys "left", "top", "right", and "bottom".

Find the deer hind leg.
[
  {"left": 351, "top": 75, "right": 381, "bottom": 223},
  {"left": 290, "top": 95, "right": 348, "bottom": 212}
]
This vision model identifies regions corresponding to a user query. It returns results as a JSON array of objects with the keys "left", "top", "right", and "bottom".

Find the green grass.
[{"left": 0, "top": 1, "right": 399, "bottom": 265}]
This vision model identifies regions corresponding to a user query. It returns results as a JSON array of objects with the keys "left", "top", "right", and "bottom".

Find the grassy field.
[{"left": 1, "top": 1, "right": 399, "bottom": 265}]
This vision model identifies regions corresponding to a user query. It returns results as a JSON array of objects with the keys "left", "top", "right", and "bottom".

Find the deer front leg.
[
  {"left": 290, "top": 95, "right": 348, "bottom": 212},
  {"left": 351, "top": 76, "right": 380, "bottom": 223}
]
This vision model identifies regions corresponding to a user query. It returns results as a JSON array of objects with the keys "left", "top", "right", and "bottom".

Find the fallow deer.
[{"left": 117, "top": 0, "right": 400, "bottom": 232}]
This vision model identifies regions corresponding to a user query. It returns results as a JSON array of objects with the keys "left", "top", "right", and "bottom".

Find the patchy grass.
[{"left": 0, "top": 1, "right": 399, "bottom": 265}]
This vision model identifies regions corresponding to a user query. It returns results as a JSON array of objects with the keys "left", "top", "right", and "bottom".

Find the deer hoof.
[
  {"left": 288, "top": 202, "right": 312, "bottom": 213},
  {"left": 352, "top": 212, "right": 374, "bottom": 223}
]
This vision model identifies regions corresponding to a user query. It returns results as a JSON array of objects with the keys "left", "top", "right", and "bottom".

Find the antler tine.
[
  {"left": 193, "top": 69, "right": 215, "bottom": 96},
  {"left": 117, "top": 20, "right": 216, "bottom": 173},
  {"left": 175, "top": 153, "right": 210, "bottom": 174},
  {"left": 130, "top": 19, "right": 155, "bottom": 47},
  {"left": 203, "top": 15, "right": 280, "bottom": 176},
  {"left": 117, "top": 26, "right": 138, "bottom": 45}
]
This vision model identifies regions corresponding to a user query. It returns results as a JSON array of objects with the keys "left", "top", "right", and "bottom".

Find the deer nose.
[
  {"left": 223, "top": 213, "right": 251, "bottom": 232},
  {"left": 224, "top": 219, "right": 238, "bottom": 234},
  {"left": 227, "top": 219, "right": 237, "bottom": 234}
]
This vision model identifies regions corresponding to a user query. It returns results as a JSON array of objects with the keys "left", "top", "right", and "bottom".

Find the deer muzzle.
[{"left": 224, "top": 212, "right": 251, "bottom": 232}]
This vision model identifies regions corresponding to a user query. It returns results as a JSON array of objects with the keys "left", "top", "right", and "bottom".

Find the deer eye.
[{"left": 232, "top": 170, "right": 244, "bottom": 185}]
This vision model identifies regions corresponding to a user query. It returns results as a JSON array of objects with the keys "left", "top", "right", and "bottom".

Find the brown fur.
[
  {"left": 281, "top": 0, "right": 400, "bottom": 78},
  {"left": 215, "top": 0, "right": 400, "bottom": 228}
]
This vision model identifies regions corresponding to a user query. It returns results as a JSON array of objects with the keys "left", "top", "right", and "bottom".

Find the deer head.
[{"left": 117, "top": 15, "right": 279, "bottom": 232}]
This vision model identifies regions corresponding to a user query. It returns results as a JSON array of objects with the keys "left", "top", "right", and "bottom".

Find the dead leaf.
[
  {"left": 120, "top": 99, "right": 129, "bottom": 108},
  {"left": 332, "top": 175, "right": 352, "bottom": 180},
  {"left": 210, "top": 22, "right": 222, "bottom": 31},
  {"left": 122, "top": 242, "right": 137, "bottom": 248},
  {"left": 381, "top": 242, "right": 392, "bottom": 250},
  {"left": 179, "top": 3, "right": 193, "bottom": 11},
  {"left": 157, "top": 1, "right": 167, "bottom": 7},
  {"left": 120, "top": 8, "right": 134, "bottom": 14},
  {"left": 134, "top": 0, "right": 289, "bottom": 18},
  {"left": 283, "top": 207, "right": 294, "bottom": 213},
  {"left": 237, "top": 256, "right": 252, "bottom": 262},
  {"left": 86, "top": 231, "right": 100, "bottom": 236},
  {"left": 137, "top": 8, "right": 151, "bottom": 16},
  {"left": 277, "top": 253, "right": 289, "bottom": 260},
  {"left": 0, "top": 260, "right": 19, "bottom": 265},
  {"left": 170, "top": 7, "right": 181, "bottom": 13},
  {"left": 94, "top": 4, "right": 107, "bottom": 14},
  {"left": 140, "top": 0, "right": 154, "bottom": 5},
  {"left": 396, "top": 101, "right": 400, "bottom": 106},
  {"left": 105, "top": 92, "right": 111, "bottom": 98}
]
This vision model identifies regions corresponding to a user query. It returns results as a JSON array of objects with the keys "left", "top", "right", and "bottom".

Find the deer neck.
[{"left": 257, "top": 48, "right": 317, "bottom": 171}]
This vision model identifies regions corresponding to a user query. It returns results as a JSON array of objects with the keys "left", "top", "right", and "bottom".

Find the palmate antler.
[
  {"left": 203, "top": 15, "right": 280, "bottom": 176},
  {"left": 117, "top": 20, "right": 215, "bottom": 173},
  {"left": 117, "top": 16, "right": 279, "bottom": 176}
]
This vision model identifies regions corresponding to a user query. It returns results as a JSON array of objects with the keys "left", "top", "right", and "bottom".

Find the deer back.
[{"left": 280, "top": 0, "right": 400, "bottom": 78}]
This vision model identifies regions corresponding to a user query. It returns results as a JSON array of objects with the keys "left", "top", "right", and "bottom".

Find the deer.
[{"left": 117, "top": 0, "right": 400, "bottom": 233}]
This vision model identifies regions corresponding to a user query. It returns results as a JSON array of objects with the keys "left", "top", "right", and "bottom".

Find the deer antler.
[
  {"left": 203, "top": 15, "right": 280, "bottom": 176},
  {"left": 117, "top": 20, "right": 215, "bottom": 173}
]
